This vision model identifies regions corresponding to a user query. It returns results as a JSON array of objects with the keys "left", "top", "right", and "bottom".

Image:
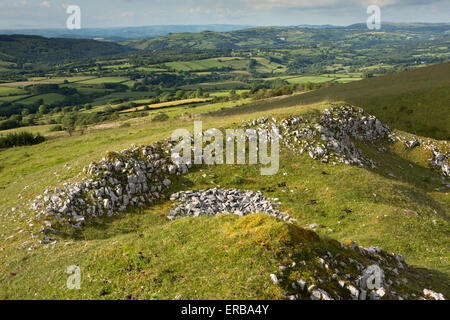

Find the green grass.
[
  {"left": 0, "top": 99, "right": 448, "bottom": 299},
  {"left": 77, "top": 77, "right": 130, "bottom": 85},
  {"left": 90, "top": 91, "right": 152, "bottom": 107},
  {"left": 0, "top": 86, "right": 27, "bottom": 96},
  {"left": 35, "top": 76, "right": 96, "bottom": 83},
  {"left": 181, "top": 81, "right": 249, "bottom": 90},
  {"left": 0, "top": 77, "right": 97, "bottom": 88},
  {"left": 75, "top": 87, "right": 109, "bottom": 95},
  {"left": 286, "top": 76, "right": 334, "bottom": 84},
  {"left": 19, "top": 93, "right": 66, "bottom": 105},
  {"left": 0, "top": 94, "right": 30, "bottom": 102},
  {"left": 118, "top": 98, "right": 212, "bottom": 113},
  {"left": 135, "top": 67, "right": 166, "bottom": 72},
  {"left": 253, "top": 57, "right": 287, "bottom": 74},
  {"left": 166, "top": 60, "right": 223, "bottom": 72},
  {"left": 165, "top": 57, "right": 250, "bottom": 72},
  {"left": 210, "top": 90, "right": 249, "bottom": 98},
  {"left": 263, "top": 73, "right": 363, "bottom": 85}
]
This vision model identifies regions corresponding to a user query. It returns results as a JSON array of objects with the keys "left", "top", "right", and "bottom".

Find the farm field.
[
  {"left": 76, "top": 77, "right": 130, "bottom": 85},
  {"left": 0, "top": 86, "right": 27, "bottom": 95},
  {"left": 119, "top": 98, "right": 213, "bottom": 113},
  {"left": 181, "top": 81, "right": 249, "bottom": 90},
  {"left": 0, "top": 77, "right": 97, "bottom": 88},
  {"left": 19, "top": 93, "right": 66, "bottom": 105},
  {"left": 0, "top": 94, "right": 29, "bottom": 102}
]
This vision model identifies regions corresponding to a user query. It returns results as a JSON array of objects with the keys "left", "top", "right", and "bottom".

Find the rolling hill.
[
  {"left": 213, "top": 62, "right": 450, "bottom": 140},
  {"left": 122, "top": 24, "right": 450, "bottom": 50},
  {"left": 0, "top": 25, "right": 253, "bottom": 41},
  {"left": 0, "top": 35, "right": 134, "bottom": 64}
]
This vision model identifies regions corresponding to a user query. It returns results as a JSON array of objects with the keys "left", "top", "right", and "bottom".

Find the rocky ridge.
[
  {"left": 400, "top": 136, "right": 449, "bottom": 177},
  {"left": 244, "top": 105, "right": 449, "bottom": 177},
  {"left": 244, "top": 105, "right": 394, "bottom": 168},
  {"left": 31, "top": 142, "right": 190, "bottom": 231}
]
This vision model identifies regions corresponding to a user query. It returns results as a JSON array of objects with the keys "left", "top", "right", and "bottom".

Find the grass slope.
[
  {"left": 0, "top": 35, "right": 133, "bottom": 64},
  {"left": 213, "top": 63, "right": 450, "bottom": 140}
]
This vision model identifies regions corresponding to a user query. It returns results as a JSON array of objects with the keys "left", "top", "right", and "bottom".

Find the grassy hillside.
[
  {"left": 122, "top": 24, "right": 450, "bottom": 50},
  {"left": 0, "top": 35, "right": 134, "bottom": 64},
  {"left": 0, "top": 100, "right": 448, "bottom": 299},
  {"left": 213, "top": 62, "right": 450, "bottom": 140}
]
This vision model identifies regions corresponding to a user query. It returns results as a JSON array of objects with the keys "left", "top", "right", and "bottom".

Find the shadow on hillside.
[
  {"left": 391, "top": 184, "right": 448, "bottom": 219},
  {"left": 357, "top": 142, "right": 450, "bottom": 220},
  {"left": 366, "top": 146, "right": 448, "bottom": 184},
  {"left": 405, "top": 266, "right": 450, "bottom": 297}
]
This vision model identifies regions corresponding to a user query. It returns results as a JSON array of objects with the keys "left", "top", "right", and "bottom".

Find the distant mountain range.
[
  {"left": 121, "top": 23, "right": 450, "bottom": 51},
  {"left": 0, "top": 25, "right": 254, "bottom": 41},
  {"left": 0, "top": 23, "right": 448, "bottom": 64},
  {"left": 1, "top": 23, "right": 448, "bottom": 41}
]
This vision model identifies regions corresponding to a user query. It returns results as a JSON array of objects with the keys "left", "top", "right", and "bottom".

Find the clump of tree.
[
  {"left": 49, "top": 125, "right": 63, "bottom": 132},
  {"left": 29, "top": 84, "right": 78, "bottom": 96},
  {"left": 249, "top": 81, "right": 333, "bottom": 101},
  {"left": 0, "top": 131, "right": 45, "bottom": 149}
]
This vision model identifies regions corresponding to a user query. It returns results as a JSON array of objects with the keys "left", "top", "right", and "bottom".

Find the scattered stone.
[
  {"left": 423, "top": 289, "right": 445, "bottom": 300},
  {"left": 296, "top": 278, "right": 306, "bottom": 291},
  {"left": 429, "top": 149, "right": 450, "bottom": 177},
  {"left": 168, "top": 188, "right": 292, "bottom": 221},
  {"left": 368, "top": 290, "right": 381, "bottom": 300},
  {"left": 376, "top": 287, "right": 386, "bottom": 298},
  {"left": 310, "top": 288, "right": 334, "bottom": 300},
  {"left": 405, "top": 139, "right": 420, "bottom": 149},
  {"left": 270, "top": 274, "right": 279, "bottom": 285},
  {"left": 347, "top": 285, "right": 359, "bottom": 300},
  {"left": 359, "top": 289, "right": 367, "bottom": 301}
]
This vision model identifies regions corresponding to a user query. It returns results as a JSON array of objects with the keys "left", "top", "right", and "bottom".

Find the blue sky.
[{"left": 0, "top": 0, "right": 449, "bottom": 29}]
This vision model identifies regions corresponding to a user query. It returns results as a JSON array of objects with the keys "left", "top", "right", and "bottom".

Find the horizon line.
[{"left": 1, "top": 21, "right": 449, "bottom": 31}]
